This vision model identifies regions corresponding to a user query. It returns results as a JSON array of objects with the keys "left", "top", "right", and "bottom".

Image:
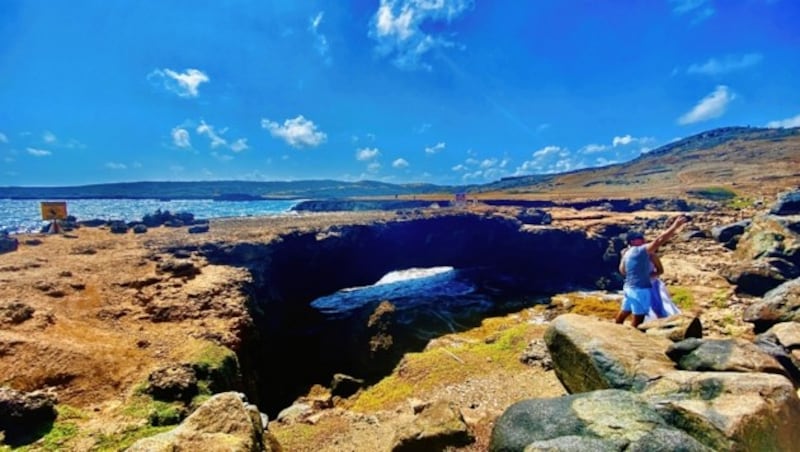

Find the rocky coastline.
[{"left": 1, "top": 191, "right": 799, "bottom": 451}]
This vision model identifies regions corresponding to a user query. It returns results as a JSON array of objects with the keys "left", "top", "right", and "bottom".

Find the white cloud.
[
  {"left": 230, "top": 138, "right": 249, "bottom": 152},
  {"left": 452, "top": 164, "right": 467, "bottom": 172},
  {"left": 425, "top": 142, "right": 446, "bottom": 154},
  {"left": 766, "top": 114, "right": 800, "bottom": 129},
  {"left": 687, "top": 53, "right": 763, "bottom": 75},
  {"left": 678, "top": 85, "right": 734, "bottom": 125},
  {"left": 172, "top": 127, "right": 191, "bottom": 148},
  {"left": 581, "top": 143, "right": 608, "bottom": 153},
  {"left": 105, "top": 162, "right": 127, "bottom": 170},
  {"left": 612, "top": 135, "right": 634, "bottom": 147},
  {"left": 356, "top": 147, "right": 381, "bottom": 161},
  {"left": 43, "top": 131, "right": 57, "bottom": 143},
  {"left": 480, "top": 158, "right": 498, "bottom": 169},
  {"left": 370, "top": 0, "right": 474, "bottom": 70},
  {"left": 392, "top": 158, "right": 409, "bottom": 168},
  {"left": 309, "top": 12, "right": 331, "bottom": 64},
  {"left": 148, "top": 68, "right": 209, "bottom": 98},
  {"left": 671, "top": 0, "right": 714, "bottom": 22},
  {"left": 367, "top": 162, "right": 381, "bottom": 173},
  {"left": 0, "top": 132, "right": 7, "bottom": 143},
  {"left": 211, "top": 151, "right": 234, "bottom": 162},
  {"left": 261, "top": 115, "right": 327, "bottom": 148},
  {"left": 196, "top": 121, "right": 228, "bottom": 148},
  {"left": 27, "top": 147, "right": 51, "bottom": 157},
  {"left": 533, "top": 145, "right": 563, "bottom": 158}
]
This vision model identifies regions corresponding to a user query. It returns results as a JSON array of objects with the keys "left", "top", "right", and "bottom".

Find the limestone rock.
[
  {"left": 127, "top": 392, "right": 277, "bottom": 452},
  {"left": 743, "top": 277, "right": 800, "bottom": 333},
  {"left": 711, "top": 220, "right": 750, "bottom": 244},
  {"left": 755, "top": 322, "right": 800, "bottom": 386},
  {"left": 489, "top": 389, "right": 709, "bottom": 452},
  {"left": 391, "top": 400, "right": 473, "bottom": 451},
  {"left": 666, "top": 338, "right": 787, "bottom": 377},
  {"left": 722, "top": 258, "right": 799, "bottom": 296},
  {"left": 637, "top": 313, "right": 702, "bottom": 342},
  {"left": 0, "top": 233, "right": 18, "bottom": 255},
  {"left": 0, "top": 387, "right": 57, "bottom": 445},
  {"left": 641, "top": 370, "right": 800, "bottom": 451},
  {"left": 770, "top": 189, "right": 800, "bottom": 216},
  {"left": 0, "top": 301, "right": 35, "bottom": 326},
  {"left": 146, "top": 364, "right": 198, "bottom": 402},
  {"left": 544, "top": 314, "right": 675, "bottom": 393}
]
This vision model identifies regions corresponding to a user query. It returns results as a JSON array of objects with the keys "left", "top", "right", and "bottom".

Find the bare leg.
[
  {"left": 630, "top": 314, "right": 645, "bottom": 327},
  {"left": 615, "top": 310, "right": 631, "bottom": 324}
]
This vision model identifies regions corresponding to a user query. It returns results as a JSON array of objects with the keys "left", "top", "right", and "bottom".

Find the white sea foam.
[{"left": 312, "top": 266, "right": 474, "bottom": 315}]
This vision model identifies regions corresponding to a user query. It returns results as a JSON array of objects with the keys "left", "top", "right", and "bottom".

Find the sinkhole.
[{"left": 200, "top": 213, "right": 624, "bottom": 417}]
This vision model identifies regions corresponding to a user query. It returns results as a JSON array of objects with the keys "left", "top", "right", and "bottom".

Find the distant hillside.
[
  {"left": 2, "top": 126, "right": 797, "bottom": 202},
  {"left": 472, "top": 126, "right": 800, "bottom": 200},
  {"left": 0, "top": 180, "right": 453, "bottom": 200}
]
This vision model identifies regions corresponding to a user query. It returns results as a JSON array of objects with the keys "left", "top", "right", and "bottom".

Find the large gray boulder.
[
  {"left": 666, "top": 338, "right": 787, "bottom": 377},
  {"left": 637, "top": 313, "right": 703, "bottom": 342},
  {"left": 127, "top": 392, "right": 277, "bottom": 452},
  {"left": 743, "top": 277, "right": 800, "bottom": 333},
  {"left": 544, "top": 314, "right": 675, "bottom": 393},
  {"left": 641, "top": 370, "right": 800, "bottom": 451},
  {"left": 755, "top": 322, "right": 800, "bottom": 386},
  {"left": 770, "top": 189, "right": 800, "bottom": 216},
  {"left": 489, "top": 389, "right": 710, "bottom": 452}
]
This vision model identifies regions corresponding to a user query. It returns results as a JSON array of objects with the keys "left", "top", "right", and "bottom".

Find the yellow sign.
[{"left": 40, "top": 202, "right": 68, "bottom": 221}]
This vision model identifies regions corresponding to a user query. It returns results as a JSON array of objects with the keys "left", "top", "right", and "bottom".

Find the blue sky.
[{"left": 1, "top": 0, "right": 799, "bottom": 186}]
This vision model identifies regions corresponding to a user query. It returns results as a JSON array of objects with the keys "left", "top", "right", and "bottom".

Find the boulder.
[
  {"left": 755, "top": 322, "right": 800, "bottom": 386},
  {"left": 0, "top": 387, "right": 57, "bottom": 445},
  {"left": 391, "top": 400, "right": 473, "bottom": 451},
  {"left": 637, "top": 313, "right": 703, "bottom": 342},
  {"left": 188, "top": 224, "right": 210, "bottom": 234},
  {"left": 543, "top": 314, "right": 675, "bottom": 393},
  {"left": 127, "top": 392, "right": 277, "bottom": 452},
  {"left": 770, "top": 189, "right": 800, "bottom": 216},
  {"left": 489, "top": 389, "right": 710, "bottom": 452},
  {"left": 0, "top": 301, "right": 35, "bottom": 326},
  {"left": 641, "top": 370, "right": 800, "bottom": 451},
  {"left": 109, "top": 220, "right": 128, "bottom": 234},
  {"left": 711, "top": 220, "right": 751, "bottom": 244},
  {"left": 734, "top": 215, "right": 800, "bottom": 266},
  {"left": 146, "top": 364, "right": 199, "bottom": 402},
  {"left": 743, "top": 278, "right": 800, "bottom": 333},
  {"left": 722, "top": 258, "right": 799, "bottom": 296},
  {"left": 666, "top": 338, "right": 787, "bottom": 377},
  {"left": 0, "top": 233, "right": 18, "bottom": 254}
]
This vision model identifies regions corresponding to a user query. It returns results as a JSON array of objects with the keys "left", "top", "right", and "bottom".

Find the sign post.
[{"left": 40, "top": 201, "right": 68, "bottom": 234}]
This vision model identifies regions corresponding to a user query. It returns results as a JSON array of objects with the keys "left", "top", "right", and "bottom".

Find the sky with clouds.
[{"left": 1, "top": 0, "right": 798, "bottom": 186}]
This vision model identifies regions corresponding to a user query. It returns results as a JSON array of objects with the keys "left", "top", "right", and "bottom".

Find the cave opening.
[{"left": 202, "top": 214, "right": 622, "bottom": 417}]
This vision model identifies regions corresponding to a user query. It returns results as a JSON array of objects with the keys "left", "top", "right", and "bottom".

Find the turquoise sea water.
[{"left": 0, "top": 198, "right": 301, "bottom": 234}]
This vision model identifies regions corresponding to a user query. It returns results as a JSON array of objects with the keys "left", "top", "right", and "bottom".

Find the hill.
[
  {"left": 473, "top": 126, "right": 800, "bottom": 201},
  {"left": 1, "top": 126, "right": 798, "bottom": 202},
  {"left": 0, "top": 179, "right": 451, "bottom": 200}
]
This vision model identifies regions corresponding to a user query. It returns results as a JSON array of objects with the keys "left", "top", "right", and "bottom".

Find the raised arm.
[{"left": 647, "top": 215, "right": 688, "bottom": 254}]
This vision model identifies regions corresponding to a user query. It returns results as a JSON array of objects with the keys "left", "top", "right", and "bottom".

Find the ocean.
[{"left": 0, "top": 198, "right": 301, "bottom": 234}]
